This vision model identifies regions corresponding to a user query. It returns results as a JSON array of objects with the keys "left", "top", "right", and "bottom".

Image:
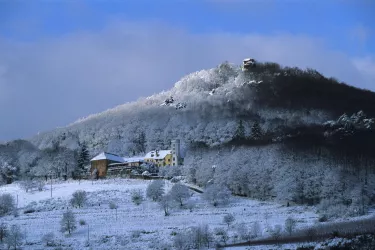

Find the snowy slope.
[{"left": 0, "top": 179, "right": 319, "bottom": 250}]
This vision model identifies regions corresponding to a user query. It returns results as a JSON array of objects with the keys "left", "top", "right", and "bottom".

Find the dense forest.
[{"left": 1, "top": 60, "right": 375, "bottom": 219}]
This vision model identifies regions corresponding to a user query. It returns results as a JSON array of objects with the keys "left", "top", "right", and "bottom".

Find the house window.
[
  {"left": 168, "top": 158, "right": 170, "bottom": 162},
  {"left": 173, "top": 157, "right": 175, "bottom": 161}
]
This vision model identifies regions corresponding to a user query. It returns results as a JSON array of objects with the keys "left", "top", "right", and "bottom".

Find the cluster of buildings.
[{"left": 90, "top": 139, "right": 183, "bottom": 178}]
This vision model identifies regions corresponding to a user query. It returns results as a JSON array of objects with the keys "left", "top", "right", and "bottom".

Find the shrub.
[
  {"left": 23, "top": 208, "right": 35, "bottom": 214},
  {"left": 41, "top": 232, "right": 55, "bottom": 246},
  {"left": 109, "top": 201, "right": 118, "bottom": 209},
  {"left": 305, "top": 227, "right": 317, "bottom": 240},
  {"left": 79, "top": 219, "right": 86, "bottom": 226},
  {"left": 214, "top": 227, "right": 229, "bottom": 245},
  {"left": 318, "top": 214, "right": 328, "bottom": 222},
  {"left": 131, "top": 230, "right": 142, "bottom": 239},
  {"left": 331, "top": 230, "right": 339, "bottom": 238}
]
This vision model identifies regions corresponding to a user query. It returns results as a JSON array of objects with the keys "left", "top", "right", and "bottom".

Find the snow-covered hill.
[
  {"left": 2, "top": 60, "right": 375, "bottom": 226},
  {"left": 28, "top": 62, "right": 334, "bottom": 155}
]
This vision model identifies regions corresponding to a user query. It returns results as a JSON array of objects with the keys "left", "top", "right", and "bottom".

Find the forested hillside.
[{"left": 2, "top": 60, "right": 375, "bottom": 219}]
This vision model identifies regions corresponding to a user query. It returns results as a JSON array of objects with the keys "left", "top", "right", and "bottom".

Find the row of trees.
[
  {"left": 0, "top": 141, "right": 90, "bottom": 185},
  {"left": 182, "top": 144, "right": 375, "bottom": 220}
]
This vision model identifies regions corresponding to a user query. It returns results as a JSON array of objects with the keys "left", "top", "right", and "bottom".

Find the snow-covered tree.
[
  {"left": 146, "top": 180, "right": 165, "bottom": 201},
  {"left": 203, "top": 184, "right": 231, "bottom": 207},
  {"left": 169, "top": 183, "right": 190, "bottom": 207},
  {"left": 233, "top": 120, "right": 245, "bottom": 140},
  {"left": 223, "top": 214, "right": 235, "bottom": 228},
  {"left": 60, "top": 210, "right": 76, "bottom": 235},
  {"left": 0, "top": 193, "right": 15, "bottom": 216},
  {"left": 75, "top": 142, "right": 89, "bottom": 181},
  {"left": 70, "top": 190, "right": 87, "bottom": 208},
  {"left": 131, "top": 189, "right": 144, "bottom": 206},
  {"left": 0, "top": 223, "right": 7, "bottom": 243},
  {"left": 236, "top": 223, "right": 251, "bottom": 241},
  {"left": 250, "top": 121, "right": 263, "bottom": 140},
  {"left": 159, "top": 194, "right": 173, "bottom": 216},
  {"left": 4, "top": 224, "right": 24, "bottom": 250},
  {"left": 0, "top": 162, "right": 17, "bottom": 184},
  {"left": 284, "top": 217, "right": 297, "bottom": 236}
]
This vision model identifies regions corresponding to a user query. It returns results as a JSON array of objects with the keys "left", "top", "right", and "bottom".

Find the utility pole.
[{"left": 50, "top": 175, "right": 53, "bottom": 198}]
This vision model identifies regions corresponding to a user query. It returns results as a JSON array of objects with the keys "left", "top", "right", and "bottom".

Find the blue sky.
[
  {"left": 0, "top": 0, "right": 374, "bottom": 140},
  {"left": 1, "top": 0, "right": 374, "bottom": 55}
]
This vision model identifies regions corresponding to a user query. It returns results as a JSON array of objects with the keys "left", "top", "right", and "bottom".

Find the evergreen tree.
[
  {"left": 250, "top": 121, "right": 263, "bottom": 140},
  {"left": 137, "top": 131, "right": 146, "bottom": 154},
  {"left": 234, "top": 120, "right": 245, "bottom": 140},
  {"left": 76, "top": 142, "right": 89, "bottom": 181}
]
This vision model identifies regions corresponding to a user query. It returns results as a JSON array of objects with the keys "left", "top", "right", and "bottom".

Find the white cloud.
[
  {"left": 0, "top": 20, "right": 373, "bottom": 140},
  {"left": 353, "top": 56, "right": 375, "bottom": 83}
]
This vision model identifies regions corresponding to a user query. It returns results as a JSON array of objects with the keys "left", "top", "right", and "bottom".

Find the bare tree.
[
  {"left": 251, "top": 221, "right": 262, "bottom": 239},
  {"left": 0, "top": 223, "right": 7, "bottom": 243},
  {"left": 223, "top": 214, "right": 235, "bottom": 228},
  {"left": 70, "top": 190, "right": 87, "bottom": 208},
  {"left": 214, "top": 227, "right": 229, "bottom": 245},
  {"left": 159, "top": 194, "right": 172, "bottom": 216},
  {"left": 173, "top": 231, "right": 192, "bottom": 250},
  {"left": 60, "top": 210, "right": 76, "bottom": 235},
  {"left": 284, "top": 217, "right": 297, "bottom": 236},
  {"left": 19, "top": 180, "right": 37, "bottom": 193},
  {"left": 269, "top": 224, "right": 282, "bottom": 240},
  {"left": 146, "top": 180, "right": 165, "bottom": 201},
  {"left": 169, "top": 184, "right": 190, "bottom": 207},
  {"left": 4, "top": 224, "right": 24, "bottom": 250},
  {"left": 190, "top": 224, "right": 213, "bottom": 249},
  {"left": 0, "top": 193, "right": 15, "bottom": 216}
]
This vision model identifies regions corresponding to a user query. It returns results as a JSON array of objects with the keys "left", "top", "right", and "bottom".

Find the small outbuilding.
[{"left": 90, "top": 152, "right": 125, "bottom": 178}]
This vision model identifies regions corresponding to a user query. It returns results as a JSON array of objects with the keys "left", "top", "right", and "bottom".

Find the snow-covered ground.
[{"left": 0, "top": 178, "right": 320, "bottom": 249}]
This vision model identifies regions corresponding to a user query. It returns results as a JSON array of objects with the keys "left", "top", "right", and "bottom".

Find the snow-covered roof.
[
  {"left": 123, "top": 157, "right": 145, "bottom": 163},
  {"left": 90, "top": 152, "right": 125, "bottom": 163},
  {"left": 144, "top": 150, "right": 172, "bottom": 160}
]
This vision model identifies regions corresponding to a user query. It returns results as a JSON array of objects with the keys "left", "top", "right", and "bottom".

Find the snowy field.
[{"left": 0, "top": 178, "right": 320, "bottom": 249}]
